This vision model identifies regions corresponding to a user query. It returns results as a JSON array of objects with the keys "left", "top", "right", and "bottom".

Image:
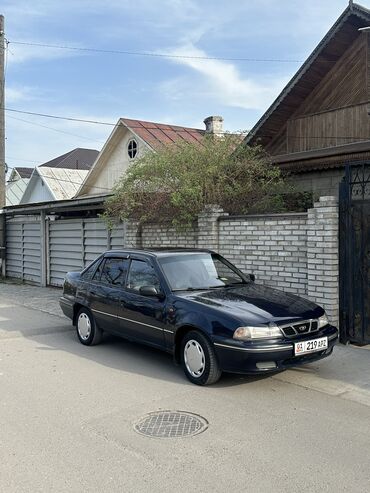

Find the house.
[
  {"left": 76, "top": 116, "right": 223, "bottom": 197},
  {"left": 38, "top": 148, "right": 99, "bottom": 170},
  {"left": 6, "top": 167, "right": 34, "bottom": 206},
  {"left": 245, "top": 2, "right": 370, "bottom": 197},
  {"left": 18, "top": 148, "right": 99, "bottom": 204},
  {"left": 20, "top": 167, "right": 89, "bottom": 204}
]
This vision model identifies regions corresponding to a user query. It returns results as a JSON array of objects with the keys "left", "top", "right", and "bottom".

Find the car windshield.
[{"left": 159, "top": 253, "right": 247, "bottom": 291}]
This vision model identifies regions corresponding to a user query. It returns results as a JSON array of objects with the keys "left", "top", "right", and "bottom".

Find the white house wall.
[
  {"left": 79, "top": 127, "right": 149, "bottom": 196},
  {"left": 21, "top": 175, "right": 54, "bottom": 204}
]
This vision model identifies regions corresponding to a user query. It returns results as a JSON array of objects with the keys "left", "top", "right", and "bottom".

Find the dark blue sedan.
[{"left": 60, "top": 249, "right": 338, "bottom": 385}]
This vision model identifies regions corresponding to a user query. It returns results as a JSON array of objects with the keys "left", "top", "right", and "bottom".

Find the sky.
[{"left": 1, "top": 0, "right": 366, "bottom": 172}]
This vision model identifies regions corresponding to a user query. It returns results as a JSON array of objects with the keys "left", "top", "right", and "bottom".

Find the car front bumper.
[{"left": 213, "top": 325, "right": 339, "bottom": 374}]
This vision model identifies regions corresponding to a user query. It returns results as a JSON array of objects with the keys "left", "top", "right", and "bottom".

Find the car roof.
[{"left": 104, "top": 248, "right": 214, "bottom": 258}]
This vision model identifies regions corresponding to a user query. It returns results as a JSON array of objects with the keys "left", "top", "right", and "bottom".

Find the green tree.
[{"left": 103, "top": 134, "right": 311, "bottom": 228}]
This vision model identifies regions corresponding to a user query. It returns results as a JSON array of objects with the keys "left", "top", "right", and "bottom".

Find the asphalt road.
[{"left": 1, "top": 299, "right": 370, "bottom": 493}]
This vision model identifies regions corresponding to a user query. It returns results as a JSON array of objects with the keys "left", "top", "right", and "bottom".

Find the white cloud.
[
  {"left": 161, "top": 43, "right": 289, "bottom": 111},
  {"left": 5, "top": 85, "right": 42, "bottom": 103}
]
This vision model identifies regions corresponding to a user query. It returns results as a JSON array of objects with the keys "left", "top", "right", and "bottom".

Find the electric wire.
[
  {"left": 9, "top": 40, "right": 304, "bottom": 64},
  {"left": 4, "top": 107, "right": 370, "bottom": 140},
  {"left": 7, "top": 114, "right": 106, "bottom": 144}
]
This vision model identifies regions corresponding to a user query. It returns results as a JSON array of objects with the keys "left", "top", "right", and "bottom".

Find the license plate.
[{"left": 294, "top": 337, "right": 328, "bottom": 356}]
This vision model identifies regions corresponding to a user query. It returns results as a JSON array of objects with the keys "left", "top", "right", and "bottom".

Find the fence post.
[
  {"left": 125, "top": 220, "right": 142, "bottom": 247},
  {"left": 306, "top": 196, "right": 339, "bottom": 327},
  {"left": 40, "top": 211, "right": 47, "bottom": 287},
  {"left": 0, "top": 212, "right": 5, "bottom": 277},
  {"left": 197, "top": 205, "right": 225, "bottom": 250}
]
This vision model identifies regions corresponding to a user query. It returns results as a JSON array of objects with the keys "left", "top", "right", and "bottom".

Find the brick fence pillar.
[
  {"left": 124, "top": 220, "right": 142, "bottom": 248},
  {"left": 197, "top": 206, "right": 226, "bottom": 250},
  {"left": 307, "top": 196, "right": 339, "bottom": 327}
]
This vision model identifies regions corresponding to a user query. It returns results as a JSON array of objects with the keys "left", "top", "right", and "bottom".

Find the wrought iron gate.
[{"left": 339, "top": 162, "right": 370, "bottom": 344}]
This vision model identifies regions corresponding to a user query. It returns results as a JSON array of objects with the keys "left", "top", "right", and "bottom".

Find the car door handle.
[{"left": 90, "top": 291, "right": 96, "bottom": 296}]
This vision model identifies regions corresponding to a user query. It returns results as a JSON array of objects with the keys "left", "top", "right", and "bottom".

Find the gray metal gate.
[
  {"left": 48, "top": 219, "right": 84, "bottom": 287},
  {"left": 48, "top": 218, "right": 125, "bottom": 287},
  {"left": 6, "top": 218, "right": 42, "bottom": 284}
]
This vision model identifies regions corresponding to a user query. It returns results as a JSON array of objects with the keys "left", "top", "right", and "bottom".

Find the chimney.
[{"left": 203, "top": 116, "right": 224, "bottom": 137}]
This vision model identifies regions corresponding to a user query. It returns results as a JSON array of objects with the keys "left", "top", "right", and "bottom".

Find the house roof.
[
  {"left": 76, "top": 117, "right": 206, "bottom": 197},
  {"left": 35, "top": 167, "right": 89, "bottom": 200},
  {"left": 39, "top": 148, "right": 99, "bottom": 170},
  {"left": 6, "top": 178, "right": 29, "bottom": 206},
  {"left": 12, "top": 167, "right": 34, "bottom": 179},
  {"left": 120, "top": 118, "right": 205, "bottom": 149},
  {"left": 245, "top": 2, "right": 370, "bottom": 148}
]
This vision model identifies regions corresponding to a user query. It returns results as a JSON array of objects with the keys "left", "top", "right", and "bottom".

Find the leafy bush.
[{"left": 103, "top": 133, "right": 312, "bottom": 228}]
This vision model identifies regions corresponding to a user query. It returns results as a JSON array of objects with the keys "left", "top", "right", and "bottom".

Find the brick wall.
[
  {"left": 125, "top": 199, "right": 339, "bottom": 326},
  {"left": 218, "top": 213, "right": 308, "bottom": 296},
  {"left": 290, "top": 169, "right": 344, "bottom": 198},
  {"left": 141, "top": 223, "right": 198, "bottom": 248}
]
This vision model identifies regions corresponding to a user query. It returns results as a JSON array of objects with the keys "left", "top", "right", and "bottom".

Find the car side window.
[
  {"left": 81, "top": 258, "right": 102, "bottom": 281},
  {"left": 127, "top": 259, "right": 161, "bottom": 292},
  {"left": 100, "top": 258, "right": 129, "bottom": 286},
  {"left": 92, "top": 259, "right": 105, "bottom": 282}
]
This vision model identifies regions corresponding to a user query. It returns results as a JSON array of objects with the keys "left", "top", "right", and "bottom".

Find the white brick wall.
[
  {"left": 218, "top": 213, "right": 308, "bottom": 296},
  {"left": 125, "top": 198, "right": 339, "bottom": 326}
]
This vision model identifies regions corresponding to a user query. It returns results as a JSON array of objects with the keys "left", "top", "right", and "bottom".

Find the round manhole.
[{"left": 134, "top": 411, "right": 208, "bottom": 439}]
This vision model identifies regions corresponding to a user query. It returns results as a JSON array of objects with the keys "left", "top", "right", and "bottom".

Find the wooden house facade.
[{"left": 246, "top": 2, "right": 370, "bottom": 197}]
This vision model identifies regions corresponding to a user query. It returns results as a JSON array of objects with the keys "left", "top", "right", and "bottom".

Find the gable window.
[{"left": 128, "top": 139, "right": 138, "bottom": 159}]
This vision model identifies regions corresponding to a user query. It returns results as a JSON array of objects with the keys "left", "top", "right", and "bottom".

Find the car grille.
[{"left": 278, "top": 319, "right": 319, "bottom": 338}]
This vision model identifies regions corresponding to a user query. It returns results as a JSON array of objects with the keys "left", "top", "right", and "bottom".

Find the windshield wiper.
[{"left": 174, "top": 286, "right": 225, "bottom": 292}]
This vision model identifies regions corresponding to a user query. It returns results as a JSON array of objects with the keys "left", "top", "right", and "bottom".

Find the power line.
[
  {"left": 4, "top": 106, "right": 370, "bottom": 142},
  {"left": 7, "top": 114, "right": 106, "bottom": 144},
  {"left": 4, "top": 107, "right": 119, "bottom": 126},
  {"left": 6, "top": 163, "right": 111, "bottom": 191},
  {"left": 7, "top": 156, "right": 39, "bottom": 163},
  {"left": 9, "top": 40, "right": 304, "bottom": 64}
]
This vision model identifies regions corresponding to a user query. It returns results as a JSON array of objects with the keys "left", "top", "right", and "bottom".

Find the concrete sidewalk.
[
  {"left": 1, "top": 279, "right": 370, "bottom": 407},
  {"left": 0, "top": 280, "right": 63, "bottom": 318}
]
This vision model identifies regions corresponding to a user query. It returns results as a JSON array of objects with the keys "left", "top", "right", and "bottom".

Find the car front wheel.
[
  {"left": 76, "top": 308, "right": 102, "bottom": 346},
  {"left": 181, "top": 331, "right": 222, "bottom": 386}
]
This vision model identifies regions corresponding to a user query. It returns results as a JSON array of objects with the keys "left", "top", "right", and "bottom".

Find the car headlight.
[
  {"left": 318, "top": 313, "right": 329, "bottom": 329},
  {"left": 233, "top": 324, "right": 282, "bottom": 341}
]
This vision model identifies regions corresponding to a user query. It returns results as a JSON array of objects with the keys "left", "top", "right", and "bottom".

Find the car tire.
[
  {"left": 181, "top": 330, "right": 222, "bottom": 386},
  {"left": 76, "top": 308, "right": 103, "bottom": 346}
]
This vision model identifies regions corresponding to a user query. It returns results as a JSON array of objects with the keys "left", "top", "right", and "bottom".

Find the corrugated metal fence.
[
  {"left": 6, "top": 216, "right": 125, "bottom": 287},
  {"left": 6, "top": 218, "right": 42, "bottom": 284}
]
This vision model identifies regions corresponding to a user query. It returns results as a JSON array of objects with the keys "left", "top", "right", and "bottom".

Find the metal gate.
[
  {"left": 6, "top": 218, "right": 42, "bottom": 284},
  {"left": 48, "top": 218, "right": 125, "bottom": 287},
  {"left": 339, "top": 162, "right": 370, "bottom": 344}
]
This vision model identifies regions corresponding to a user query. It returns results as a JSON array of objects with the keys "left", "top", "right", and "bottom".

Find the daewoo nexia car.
[{"left": 60, "top": 249, "right": 338, "bottom": 385}]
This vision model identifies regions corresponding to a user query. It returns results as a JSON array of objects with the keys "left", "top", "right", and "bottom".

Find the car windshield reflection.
[{"left": 158, "top": 253, "right": 247, "bottom": 291}]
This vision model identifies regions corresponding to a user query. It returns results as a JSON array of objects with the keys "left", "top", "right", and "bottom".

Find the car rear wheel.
[
  {"left": 181, "top": 331, "right": 222, "bottom": 386},
  {"left": 76, "top": 308, "right": 102, "bottom": 346}
]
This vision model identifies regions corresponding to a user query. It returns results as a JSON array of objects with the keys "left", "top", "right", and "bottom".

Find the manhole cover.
[{"left": 134, "top": 411, "right": 208, "bottom": 439}]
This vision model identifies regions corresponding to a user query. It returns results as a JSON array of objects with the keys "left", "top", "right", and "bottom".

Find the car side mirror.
[
  {"left": 139, "top": 285, "right": 163, "bottom": 298},
  {"left": 249, "top": 274, "right": 255, "bottom": 282}
]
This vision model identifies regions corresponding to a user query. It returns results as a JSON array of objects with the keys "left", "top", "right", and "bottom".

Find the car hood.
[{"left": 175, "top": 283, "right": 322, "bottom": 324}]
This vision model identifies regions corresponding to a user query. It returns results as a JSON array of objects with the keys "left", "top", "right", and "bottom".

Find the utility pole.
[
  {"left": 0, "top": 15, "right": 5, "bottom": 208},
  {"left": 0, "top": 15, "right": 5, "bottom": 277}
]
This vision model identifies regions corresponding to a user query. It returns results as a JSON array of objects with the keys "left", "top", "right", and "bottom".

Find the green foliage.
[{"left": 103, "top": 134, "right": 312, "bottom": 228}]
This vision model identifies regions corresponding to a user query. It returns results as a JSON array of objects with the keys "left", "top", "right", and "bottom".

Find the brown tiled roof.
[
  {"left": 14, "top": 167, "right": 34, "bottom": 179},
  {"left": 39, "top": 148, "right": 99, "bottom": 170},
  {"left": 120, "top": 118, "right": 205, "bottom": 149}
]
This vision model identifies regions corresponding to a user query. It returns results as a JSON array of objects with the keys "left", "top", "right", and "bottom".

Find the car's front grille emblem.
[{"left": 279, "top": 319, "right": 319, "bottom": 338}]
